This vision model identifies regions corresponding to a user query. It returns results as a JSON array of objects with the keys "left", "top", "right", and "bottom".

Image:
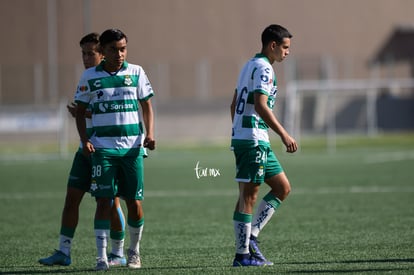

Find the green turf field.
[{"left": 0, "top": 134, "right": 413, "bottom": 274}]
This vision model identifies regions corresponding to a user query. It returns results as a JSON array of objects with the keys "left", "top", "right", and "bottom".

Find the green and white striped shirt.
[
  {"left": 75, "top": 61, "right": 154, "bottom": 156},
  {"left": 231, "top": 53, "right": 277, "bottom": 149}
]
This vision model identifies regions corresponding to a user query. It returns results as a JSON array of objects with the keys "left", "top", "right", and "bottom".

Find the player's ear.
[{"left": 270, "top": 40, "right": 278, "bottom": 50}]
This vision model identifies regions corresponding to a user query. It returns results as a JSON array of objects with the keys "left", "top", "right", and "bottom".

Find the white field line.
[
  {"left": 1, "top": 186, "right": 414, "bottom": 200},
  {"left": 364, "top": 150, "right": 414, "bottom": 164}
]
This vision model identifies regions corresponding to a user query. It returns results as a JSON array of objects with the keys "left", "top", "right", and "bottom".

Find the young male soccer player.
[
  {"left": 39, "top": 33, "right": 127, "bottom": 267},
  {"left": 230, "top": 24, "right": 298, "bottom": 267},
  {"left": 75, "top": 29, "right": 155, "bottom": 270}
]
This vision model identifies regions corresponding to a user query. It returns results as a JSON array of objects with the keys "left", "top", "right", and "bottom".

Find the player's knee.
[
  {"left": 284, "top": 185, "right": 291, "bottom": 198},
  {"left": 280, "top": 183, "right": 291, "bottom": 200},
  {"left": 270, "top": 181, "right": 291, "bottom": 201}
]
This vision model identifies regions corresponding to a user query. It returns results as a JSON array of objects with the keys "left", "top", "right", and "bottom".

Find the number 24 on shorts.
[{"left": 255, "top": 150, "right": 267, "bottom": 163}]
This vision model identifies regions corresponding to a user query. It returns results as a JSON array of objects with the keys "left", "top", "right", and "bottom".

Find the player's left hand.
[
  {"left": 143, "top": 137, "right": 156, "bottom": 150},
  {"left": 282, "top": 134, "right": 298, "bottom": 153}
]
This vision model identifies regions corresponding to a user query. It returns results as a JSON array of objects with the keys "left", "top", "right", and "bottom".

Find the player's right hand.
[
  {"left": 143, "top": 137, "right": 156, "bottom": 150},
  {"left": 82, "top": 140, "right": 95, "bottom": 156},
  {"left": 67, "top": 102, "right": 77, "bottom": 118}
]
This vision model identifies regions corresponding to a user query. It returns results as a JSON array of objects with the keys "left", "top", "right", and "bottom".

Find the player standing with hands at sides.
[
  {"left": 75, "top": 29, "right": 155, "bottom": 271},
  {"left": 230, "top": 24, "right": 297, "bottom": 267},
  {"left": 39, "top": 32, "right": 127, "bottom": 267}
]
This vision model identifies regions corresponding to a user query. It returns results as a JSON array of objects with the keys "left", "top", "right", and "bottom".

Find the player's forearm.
[
  {"left": 256, "top": 104, "right": 288, "bottom": 138},
  {"left": 141, "top": 100, "right": 154, "bottom": 139},
  {"left": 85, "top": 110, "right": 92, "bottom": 118},
  {"left": 75, "top": 108, "right": 89, "bottom": 144},
  {"left": 230, "top": 91, "right": 237, "bottom": 122}
]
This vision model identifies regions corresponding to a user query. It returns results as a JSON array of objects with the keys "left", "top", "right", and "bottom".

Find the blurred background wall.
[{"left": 0, "top": 0, "right": 413, "bottom": 149}]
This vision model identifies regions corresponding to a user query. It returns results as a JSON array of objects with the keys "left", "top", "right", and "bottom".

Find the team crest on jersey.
[
  {"left": 257, "top": 166, "right": 264, "bottom": 177},
  {"left": 124, "top": 75, "right": 133, "bottom": 86},
  {"left": 90, "top": 181, "right": 98, "bottom": 192}
]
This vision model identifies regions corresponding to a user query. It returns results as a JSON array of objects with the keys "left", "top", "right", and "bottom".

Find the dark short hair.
[
  {"left": 79, "top": 32, "right": 100, "bottom": 46},
  {"left": 261, "top": 24, "right": 292, "bottom": 46},
  {"left": 99, "top": 29, "right": 128, "bottom": 46}
]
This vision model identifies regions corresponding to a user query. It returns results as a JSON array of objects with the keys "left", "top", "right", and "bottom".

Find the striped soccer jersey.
[
  {"left": 231, "top": 53, "right": 278, "bottom": 149},
  {"left": 75, "top": 61, "right": 154, "bottom": 156}
]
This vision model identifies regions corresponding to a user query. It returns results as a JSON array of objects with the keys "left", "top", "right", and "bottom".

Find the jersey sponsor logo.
[
  {"left": 98, "top": 102, "right": 135, "bottom": 113},
  {"left": 110, "top": 103, "right": 134, "bottom": 111},
  {"left": 98, "top": 103, "right": 109, "bottom": 113},
  {"left": 145, "top": 82, "right": 153, "bottom": 93},
  {"left": 97, "top": 91, "right": 104, "bottom": 99},
  {"left": 78, "top": 85, "right": 88, "bottom": 92},
  {"left": 271, "top": 86, "right": 278, "bottom": 96},
  {"left": 123, "top": 91, "right": 134, "bottom": 96},
  {"left": 93, "top": 79, "right": 102, "bottom": 88},
  {"left": 98, "top": 184, "right": 112, "bottom": 190},
  {"left": 111, "top": 90, "right": 134, "bottom": 97}
]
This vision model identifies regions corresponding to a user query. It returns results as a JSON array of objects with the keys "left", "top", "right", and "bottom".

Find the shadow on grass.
[
  {"left": 0, "top": 267, "right": 95, "bottom": 275},
  {"left": 284, "top": 258, "right": 414, "bottom": 274}
]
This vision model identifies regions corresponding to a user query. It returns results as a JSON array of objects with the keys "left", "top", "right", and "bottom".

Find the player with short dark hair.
[
  {"left": 75, "top": 28, "right": 155, "bottom": 271},
  {"left": 38, "top": 32, "right": 127, "bottom": 267},
  {"left": 230, "top": 24, "right": 297, "bottom": 267}
]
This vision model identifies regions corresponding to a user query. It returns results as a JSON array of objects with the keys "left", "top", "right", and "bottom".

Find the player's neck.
[
  {"left": 103, "top": 64, "right": 122, "bottom": 75},
  {"left": 260, "top": 49, "right": 275, "bottom": 64}
]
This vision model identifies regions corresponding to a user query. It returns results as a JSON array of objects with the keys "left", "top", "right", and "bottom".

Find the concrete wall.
[{"left": 1, "top": 0, "right": 413, "bottom": 105}]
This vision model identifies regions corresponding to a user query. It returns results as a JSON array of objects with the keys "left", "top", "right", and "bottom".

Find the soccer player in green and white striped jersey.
[
  {"left": 39, "top": 32, "right": 127, "bottom": 267},
  {"left": 75, "top": 29, "right": 155, "bottom": 271},
  {"left": 230, "top": 24, "right": 298, "bottom": 267}
]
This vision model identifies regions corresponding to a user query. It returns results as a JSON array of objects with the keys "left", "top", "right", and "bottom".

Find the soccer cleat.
[
  {"left": 249, "top": 236, "right": 274, "bottom": 265},
  {"left": 95, "top": 258, "right": 109, "bottom": 271},
  {"left": 38, "top": 250, "right": 71, "bottom": 266},
  {"left": 127, "top": 249, "right": 141, "bottom": 268},
  {"left": 232, "top": 254, "right": 268, "bottom": 267},
  {"left": 107, "top": 253, "right": 127, "bottom": 266}
]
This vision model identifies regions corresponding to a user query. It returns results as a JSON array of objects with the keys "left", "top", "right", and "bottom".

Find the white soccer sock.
[
  {"left": 111, "top": 238, "right": 124, "bottom": 257},
  {"left": 128, "top": 225, "right": 143, "bottom": 253},
  {"left": 233, "top": 221, "right": 251, "bottom": 254},
  {"left": 251, "top": 197, "right": 280, "bottom": 237},
  {"left": 58, "top": 234, "right": 72, "bottom": 256},
  {"left": 95, "top": 229, "right": 109, "bottom": 260}
]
